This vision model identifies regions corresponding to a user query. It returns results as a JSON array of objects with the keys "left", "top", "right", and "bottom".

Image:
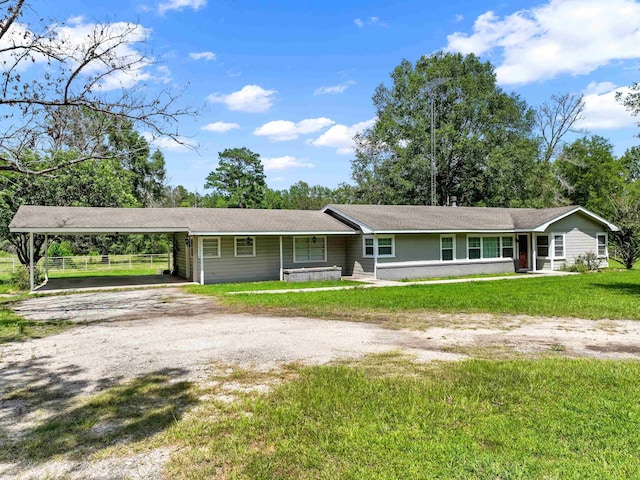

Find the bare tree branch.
[
  {"left": 0, "top": 1, "right": 196, "bottom": 175},
  {"left": 535, "top": 93, "right": 585, "bottom": 163}
]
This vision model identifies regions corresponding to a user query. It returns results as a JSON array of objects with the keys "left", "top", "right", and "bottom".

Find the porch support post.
[
  {"left": 199, "top": 237, "right": 204, "bottom": 285},
  {"left": 373, "top": 233, "right": 378, "bottom": 279},
  {"left": 279, "top": 236, "right": 283, "bottom": 281},
  {"left": 44, "top": 234, "right": 49, "bottom": 282},
  {"left": 550, "top": 234, "right": 555, "bottom": 271},
  {"left": 29, "top": 231, "right": 34, "bottom": 292},
  {"left": 532, "top": 234, "right": 537, "bottom": 272}
]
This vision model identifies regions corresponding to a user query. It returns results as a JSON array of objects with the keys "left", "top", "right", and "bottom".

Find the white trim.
[
  {"left": 321, "top": 206, "right": 375, "bottom": 234},
  {"left": 29, "top": 232, "right": 34, "bottom": 292},
  {"left": 293, "top": 235, "right": 327, "bottom": 263},
  {"left": 362, "top": 234, "right": 395, "bottom": 258},
  {"left": 11, "top": 227, "right": 189, "bottom": 234},
  {"left": 199, "top": 237, "right": 204, "bottom": 285},
  {"left": 596, "top": 232, "right": 608, "bottom": 258},
  {"left": 377, "top": 258, "right": 514, "bottom": 269},
  {"left": 279, "top": 236, "right": 283, "bottom": 281},
  {"left": 440, "top": 234, "right": 456, "bottom": 262},
  {"left": 534, "top": 206, "right": 619, "bottom": 232},
  {"left": 535, "top": 234, "right": 550, "bottom": 258},
  {"left": 201, "top": 237, "right": 221, "bottom": 258},
  {"left": 191, "top": 230, "right": 356, "bottom": 236},
  {"left": 185, "top": 236, "right": 190, "bottom": 280},
  {"left": 234, "top": 236, "right": 256, "bottom": 257},
  {"left": 192, "top": 237, "right": 199, "bottom": 282},
  {"left": 532, "top": 234, "right": 537, "bottom": 271}
]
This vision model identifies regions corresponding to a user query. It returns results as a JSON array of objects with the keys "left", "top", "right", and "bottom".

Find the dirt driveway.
[{"left": 2, "top": 287, "right": 640, "bottom": 479}]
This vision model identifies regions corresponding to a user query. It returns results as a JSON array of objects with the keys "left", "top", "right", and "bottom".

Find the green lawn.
[
  {"left": 219, "top": 269, "right": 640, "bottom": 321},
  {"left": 0, "top": 295, "right": 71, "bottom": 343},
  {"left": 164, "top": 356, "right": 640, "bottom": 479},
  {"left": 50, "top": 266, "right": 165, "bottom": 278},
  {"left": 185, "top": 279, "right": 365, "bottom": 295}
]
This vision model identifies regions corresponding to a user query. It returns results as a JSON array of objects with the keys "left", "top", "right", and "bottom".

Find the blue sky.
[{"left": 30, "top": 0, "right": 640, "bottom": 192}]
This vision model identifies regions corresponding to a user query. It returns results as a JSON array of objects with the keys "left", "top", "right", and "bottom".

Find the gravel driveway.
[{"left": 2, "top": 287, "right": 640, "bottom": 480}]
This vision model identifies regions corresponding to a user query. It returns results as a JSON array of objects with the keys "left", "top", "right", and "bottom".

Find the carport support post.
[
  {"left": 373, "top": 233, "right": 378, "bottom": 279},
  {"left": 279, "top": 236, "right": 283, "bottom": 281},
  {"left": 44, "top": 234, "right": 49, "bottom": 281},
  {"left": 199, "top": 237, "right": 204, "bottom": 285},
  {"left": 29, "top": 231, "right": 34, "bottom": 292}
]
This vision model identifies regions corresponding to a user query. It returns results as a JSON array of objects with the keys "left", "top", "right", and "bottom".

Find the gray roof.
[
  {"left": 9, "top": 206, "right": 356, "bottom": 235},
  {"left": 324, "top": 204, "right": 609, "bottom": 232}
]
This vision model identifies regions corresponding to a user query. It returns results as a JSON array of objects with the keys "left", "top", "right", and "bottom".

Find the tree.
[
  {"left": 609, "top": 190, "right": 640, "bottom": 269},
  {"left": 284, "top": 181, "right": 336, "bottom": 210},
  {"left": 555, "top": 136, "right": 627, "bottom": 217},
  {"left": 205, "top": 148, "right": 266, "bottom": 208},
  {"left": 0, "top": 154, "right": 137, "bottom": 265},
  {"left": 535, "top": 93, "right": 585, "bottom": 163},
  {"left": 352, "top": 52, "right": 540, "bottom": 206},
  {"left": 0, "top": 1, "right": 192, "bottom": 175}
]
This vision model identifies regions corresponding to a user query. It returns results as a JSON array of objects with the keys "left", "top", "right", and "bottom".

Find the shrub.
[
  {"left": 561, "top": 252, "right": 602, "bottom": 273},
  {"left": 10, "top": 265, "right": 43, "bottom": 291}
]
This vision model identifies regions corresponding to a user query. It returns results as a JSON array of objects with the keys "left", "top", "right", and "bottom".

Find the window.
[
  {"left": 202, "top": 237, "right": 220, "bottom": 258},
  {"left": 235, "top": 236, "right": 256, "bottom": 257},
  {"left": 294, "top": 236, "right": 327, "bottom": 263},
  {"left": 597, "top": 233, "right": 607, "bottom": 257},
  {"left": 467, "top": 236, "right": 513, "bottom": 260},
  {"left": 468, "top": 236, "right": 481, "bottom": 259},
  {"left": 537, "top": 236, "right": 549, "bottom": 257},
  {"left": 440, "top": 235, "right": 455, "bottom": 261},
  {"left": 364, "top": 237, "right": 374, "bottom": 256},
  {"left": 502, "top": 236, "right": 514, "bottom": 258},
  {"left": 553, "top": 234, "right": 565, "bottom": 258},
  {"left": 362, "top": 235, "right": 395, "bottom": 258}
]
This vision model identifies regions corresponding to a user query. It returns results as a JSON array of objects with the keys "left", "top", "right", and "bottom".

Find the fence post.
[
  {"left": 85, "top": 257, "right": 88, "bottom": 271},
  {"left": 108, "top": 256, "right": 111, "bottom": 269},
  {"left": 62, "top": 257, "right": 65, "bottom": 273}
]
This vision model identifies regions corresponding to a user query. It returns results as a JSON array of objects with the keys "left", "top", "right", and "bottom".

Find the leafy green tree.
[
  {"left": 620, "top": 146, "right": 640, "bottom": 182},
  {"left": 609, "top": 189, "right": 640, "bottom": 269},
  {"left": 352, "top": 52, "right": 541, "bottom": 206},
  {"left": 283, "top": 181, "right": 336, "bottom": 210},
  {"left": 0, "top": 153, "right": 137, "bottom": 265},
  {"left": 205, "top": 148, "right": 267, "bottom": 208},
  {"left": 555, "top": 136, "right": 627, "bottom": 216}
]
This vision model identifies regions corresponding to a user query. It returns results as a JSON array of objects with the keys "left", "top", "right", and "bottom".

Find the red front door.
[{"left": 518, "top": 234, "right": 528, "bottom": 269}]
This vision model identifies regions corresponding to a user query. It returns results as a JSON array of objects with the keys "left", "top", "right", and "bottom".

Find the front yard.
[
  {"left": 212, "top": 269, "right": 640, "bottom": 322},
  {"left": 2, "top": 269, "right": 640, "bottom": 478}
]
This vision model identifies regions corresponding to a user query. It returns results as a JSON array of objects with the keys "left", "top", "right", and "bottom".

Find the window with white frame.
[
  {"left": 553, "top": 234, "right": 565, "bottom": 258},
  {"left": 202, "top": 237, "right": 221, "bottom": 258},
  {"left": 597, "top": 233, "right": 607, "bottom": 257},
  {"left": 440, "top": 235, "right": 455, "bottom": 261},
  {"left": 537, "top": 235, "right": 549, "bottom": 257},
  {"left": 235, "top": 236, "right": 256, "bottom": 257},
  {"left": 294, "top": 236, "right": 327, "bottom": 263},
  {"left": 362, "top": 235, "right": 395, "bottom": 258},
  {"left": 467, "top": 235, "right": 514, "bottom": 260},
  {"left": 501, "top": 236, "right": 514, "bottom": 258}
]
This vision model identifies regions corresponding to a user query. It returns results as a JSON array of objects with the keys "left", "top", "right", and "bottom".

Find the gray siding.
[
  {"left": 539, "top": 212, "right": 610, "bottom": 270},
  {"left": 377, "top": 259, "right": 514, "bottom": 281},
  {"left": 377, "top": 234, "right": 440, "bottom": 263},
  {"left": 173, "top": 233, "right": 188, "bottom": 279},
  {"left": 281, "top": 236, "right": 347, "bottom": 269},
  {"left": 344, "top": 235, "right": 374, "bottom": 276},
  {"left": 199, "top": 235, "right": 351, "bottom": 284}
]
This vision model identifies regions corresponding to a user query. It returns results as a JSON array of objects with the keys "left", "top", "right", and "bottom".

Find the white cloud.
[
  {"left": 455, "top": 14, "right": 464, "bottom": 22},
  {"left": 142, "top": 132, "right": 197, "bottom": 151},
  {"left": 574, "top": 82, "right": 636, "bottom": 129},
  {"left": 253, "top": 117, "right": 334, "bottom": 141},
  {"left": 262, "top": 156, "right": 315, "bottom": 171},
  {"left": 314, "top": 81, "right": 356, "bottom": 95},
  {"left": 310, "top": 118, "right": 376, "bottom": 154},
  {"left": 446, "top": 0, "right": 640, "bottom": 85},
  {"left": 354, "top": 16, "right": 387, "bottom": 28},
  {"left": 189, "top": 51, "right": 216, "bottom": 61},
  {"left": 207, "top": 85, "right": 277, "bottom": 113},
  {"left": 201, "top": 121, "right": 240, "bottom": 133},
  {"left": 158, "top": 0, "right": 206, "bottom": 15}
]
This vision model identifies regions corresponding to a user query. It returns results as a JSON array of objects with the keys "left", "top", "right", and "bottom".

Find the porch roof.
[{"left": 9, "top": 206, "right": 357, "bottom": 235}]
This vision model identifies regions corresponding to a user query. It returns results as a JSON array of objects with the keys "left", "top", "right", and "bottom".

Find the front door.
[{"left": 518, "top": 234, "right": 528, "bottom": 270}]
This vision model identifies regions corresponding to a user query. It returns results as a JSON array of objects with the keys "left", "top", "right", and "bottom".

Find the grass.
[
  {"left": 185, "top": 278, "right": 365, "bottom": 295},
  {"left": 0, "top": 295, "right": 71, "bottom": 343},
  {"left": 161, "top": 355, "right": 640, "bottom": 479},
  {"left": 399, "top": 272, "right": 518, "bottom": 282},
  {"left": 50, "top": 266, "right": 166, "bottom": 278},
  {"left": 218, "top": 269, "right": 640, "bottom": 322}
]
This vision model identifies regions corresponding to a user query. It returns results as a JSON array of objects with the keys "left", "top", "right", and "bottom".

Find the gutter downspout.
[
  {"left": 29, "top": 232, "right": 34, "bottom": 292},
  {"left": 550, "top": 234, "right": 555, "bottom": 271},
  {"left": 532, "top": 234, "right": 537, "bottom": 272},
  {"left": 279, "top": 236, "right": 283, "bottom": 281}
]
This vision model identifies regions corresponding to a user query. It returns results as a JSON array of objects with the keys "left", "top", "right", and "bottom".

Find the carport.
[{"left": 9, "top": 206, "right": 192, "bottom": 292}]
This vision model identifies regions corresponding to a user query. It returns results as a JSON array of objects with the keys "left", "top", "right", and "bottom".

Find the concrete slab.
[{"left": 34, "top": 274, "right": 196, "bottom": 294}]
